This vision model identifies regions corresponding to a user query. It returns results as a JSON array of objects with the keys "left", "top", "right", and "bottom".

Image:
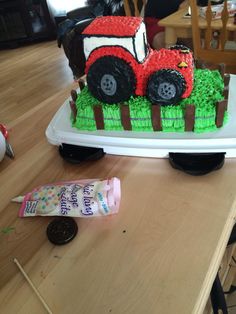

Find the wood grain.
[{"left": 1, "top": 40, "right": 236, "bottom": 314}]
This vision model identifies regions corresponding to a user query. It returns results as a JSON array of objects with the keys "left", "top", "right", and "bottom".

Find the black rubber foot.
[
  {"left": 169, "top": 152, "right": 225, "bottom": 176},
  {"left": 59, "top": 144, "right": 105, "bottom": 164}
]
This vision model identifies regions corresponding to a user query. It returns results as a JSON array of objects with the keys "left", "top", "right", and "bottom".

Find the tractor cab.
[
  {"left": 83, "top": 16, "right": 148, "bottom": 63},
  {"left": 82, "top": 16, "right": 194, "bottom": 105}
]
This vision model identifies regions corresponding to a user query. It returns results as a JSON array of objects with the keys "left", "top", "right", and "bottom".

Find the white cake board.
[{"left": 46, "top": 75, "right": 236, "bottom": 158}]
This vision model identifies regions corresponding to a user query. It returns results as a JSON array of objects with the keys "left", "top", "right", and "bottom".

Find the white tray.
[{"left": 46, "top": 75, "right": 236, "bottom": 158}]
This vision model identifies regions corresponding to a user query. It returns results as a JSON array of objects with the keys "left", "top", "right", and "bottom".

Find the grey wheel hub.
[
  {"left": 158, "top": 82, "right": 176, "bottom": 100},
  {"left": 100, "top": 74, "right": 117, "bottom": 96}
]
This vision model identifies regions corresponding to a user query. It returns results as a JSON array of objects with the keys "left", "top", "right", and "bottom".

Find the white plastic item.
[
  {"left": 46, "top": 75, "right": 236, "bottom": 158},
  {"left": 199, "top": 1, "right": 236, "bottom": 19},
  {"left": 0, "top": 132, "right": 6, "bottom": 162}
]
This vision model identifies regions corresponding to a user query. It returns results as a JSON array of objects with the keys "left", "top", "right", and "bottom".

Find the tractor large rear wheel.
[{"left": 87, "top": 56, "right": 136, "bottom": 104}]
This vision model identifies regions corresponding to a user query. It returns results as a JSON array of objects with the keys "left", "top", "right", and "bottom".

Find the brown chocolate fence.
[{"left": 70, "top": 71, "right": 229, "bottom": 132}]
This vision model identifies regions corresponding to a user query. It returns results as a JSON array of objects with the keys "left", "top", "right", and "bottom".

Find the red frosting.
[
  {"left": 82, "top": 16, "right": 143, "bottom": 37},
  {"left": 84, "top": 16, "right": 194, "bottom": 100},
  {"left": 86, "top": 46, "right": 193, "bottom": 98}
]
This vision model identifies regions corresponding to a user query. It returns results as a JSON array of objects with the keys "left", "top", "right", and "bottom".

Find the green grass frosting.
[{"left": 73, "top": 69, "right": 227, "bottom": 133}]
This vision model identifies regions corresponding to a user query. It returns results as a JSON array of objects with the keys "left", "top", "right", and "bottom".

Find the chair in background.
[
  {"left": 123, "top": 0, "right": 146, "bottom": 17},
  {"left": 189, "top": 0, "right": 236, "bottom": 66}
]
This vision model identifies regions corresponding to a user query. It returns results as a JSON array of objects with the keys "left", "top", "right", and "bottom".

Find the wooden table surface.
[
  {"left": 1, "top": 42, "right": 236, "bottom": 314},
  {"left": 159, "top": 7, "right": 236, "bottom": 47}
]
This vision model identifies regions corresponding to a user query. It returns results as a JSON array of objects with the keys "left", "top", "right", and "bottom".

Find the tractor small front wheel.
[{"left": 146, "top": 69, "right": 186, "bottom": 106}]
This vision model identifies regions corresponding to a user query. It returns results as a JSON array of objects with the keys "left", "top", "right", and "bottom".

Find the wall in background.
[{"left": 47, "top": 0, "right": 87, "bottom": 16}]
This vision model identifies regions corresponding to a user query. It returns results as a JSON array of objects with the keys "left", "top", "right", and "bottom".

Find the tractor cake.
[{"left": 69, "top": 16, "right": 229, "bottom": 133}]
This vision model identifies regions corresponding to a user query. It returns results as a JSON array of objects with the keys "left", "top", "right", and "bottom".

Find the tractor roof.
[{"left": 82, "top": 16, "right": 143, "bottom": 37}]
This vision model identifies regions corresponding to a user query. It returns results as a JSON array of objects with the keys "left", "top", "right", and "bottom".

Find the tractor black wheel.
[
  {"left": 169, "top": 44, "right": 191, "bottom": 52},
  {"left": 146, "top": 69, "right": 186, "bottom": 106},
  {"left": 87, "top": 56, "right": 136, "bottom": 104}
]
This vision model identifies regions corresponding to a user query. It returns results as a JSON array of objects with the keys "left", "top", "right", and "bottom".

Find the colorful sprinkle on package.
[{"left": 13, "top": 178, "right": 121, "bottom": 218}]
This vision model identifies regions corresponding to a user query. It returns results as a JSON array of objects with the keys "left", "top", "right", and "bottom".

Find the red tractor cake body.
[{"left": 82, "top": 16, "right": 194, "bottom": 105}]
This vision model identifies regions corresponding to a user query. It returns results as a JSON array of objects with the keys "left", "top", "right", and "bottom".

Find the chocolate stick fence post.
[
  {"left": 223, "top": 73, "right": 230, "bottom": 99},
  {"left": 93, "top": 105, "right": 105, "bottom": 130},
  {"left": 71, "top": 90, "right": 77, "bottom": 102},
  {"left": 78, "top": 76, "right": 86, "bottom": 91},
  {"left": 151, "top": 104, "right": 162, "bottom": 131},
  {"left": 216, "top": 100, "right": 228, "bottom": 128},
  {"left": 70, "top": 90, "right": 78, "bottom": 122},
  {"left": 120, "top": 104, "right": 132, "bottom": 130},
  {"left": 185, "top": 104, "right": 195, "bottom": 131},
  {"left": 218, "top": 63, "right": 226, "bottom": 78},
  {"left": 70, "top": 100, "right": 77, "bottom": 123}
]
